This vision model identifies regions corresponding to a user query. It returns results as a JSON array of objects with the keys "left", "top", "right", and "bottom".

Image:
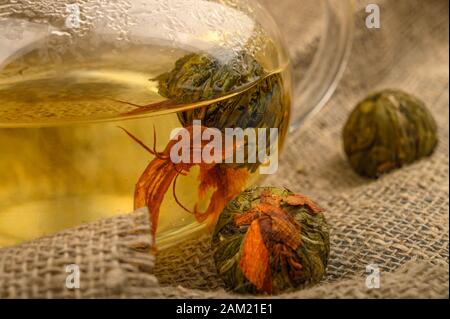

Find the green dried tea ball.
[
  {"left": 212, "top": 187, "right": 330, "bottom": 294},
  {"left": 343, "top": 89, "right": 438, "bottom": 178}
]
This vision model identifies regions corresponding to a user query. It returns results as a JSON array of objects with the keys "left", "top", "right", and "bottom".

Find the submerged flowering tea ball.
[
  {"left": 212, "top": 187, "right": 330, "bottom": 294},
  {"left": 155, "top": 52, "right": 289, "bottom": 172},
  {"left": 343, "top": 90, "right": 438, "bottom": 178},
  {"left": 155, "top": 52, "right": 287, "bottom": 132}
]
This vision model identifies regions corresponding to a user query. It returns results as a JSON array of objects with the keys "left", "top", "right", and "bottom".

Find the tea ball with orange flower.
[{"left": 212, "top": 187, "right": 330, "bottom": 294}]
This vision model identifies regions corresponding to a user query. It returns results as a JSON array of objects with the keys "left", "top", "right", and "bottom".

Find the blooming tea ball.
[
  {"left": 343, "top": 90, "right": 438, "bottom": 178},
  {"left": 212, "top": 187, "right": 330, "bottom": 294},
  {"left": 155, "top": 52, "right": 289, "bottom": 173}
]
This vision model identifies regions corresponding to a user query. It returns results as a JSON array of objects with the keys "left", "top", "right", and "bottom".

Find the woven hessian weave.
[{"left": 0, "top": 0, "right": 448, "bottom": 298}]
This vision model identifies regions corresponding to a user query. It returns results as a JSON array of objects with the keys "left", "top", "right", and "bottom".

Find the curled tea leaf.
[
  {"left": 343, "top": 89, "right": 438, "bottom": 178},
  {"left": 212, "top": 187, "right": 330, "bottom": 294}
]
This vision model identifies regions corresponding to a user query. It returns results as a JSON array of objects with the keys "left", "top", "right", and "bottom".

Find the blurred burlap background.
[{"left": 0, "top": 0, "right": 448, "bottom": 298}]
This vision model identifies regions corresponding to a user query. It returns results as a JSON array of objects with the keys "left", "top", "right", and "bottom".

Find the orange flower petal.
[
  {"left": 195, "top": 166, "right": 249, "bottom": 224},
  {"left": 283, "top": 194, "right": 322, "bottom": 213},
  {"left": 239, "top": 220, "right": 272, "bottom": 293}
]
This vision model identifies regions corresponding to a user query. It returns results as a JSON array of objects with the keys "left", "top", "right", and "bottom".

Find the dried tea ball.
[
  {"left": 343, "top": 89, "right": 438, "bottom": 178},
  {"left": 212, "top": 187, "right": 330, "bottom": 294}
]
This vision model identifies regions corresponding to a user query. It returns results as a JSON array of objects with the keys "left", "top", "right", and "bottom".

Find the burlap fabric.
[{"left": 0, "top": 0, "right": 448, "bottom": 298}]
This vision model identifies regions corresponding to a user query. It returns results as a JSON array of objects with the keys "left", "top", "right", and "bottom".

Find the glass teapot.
[{"left": 0, "top": 0, "right": 352, "bottom": 248}]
